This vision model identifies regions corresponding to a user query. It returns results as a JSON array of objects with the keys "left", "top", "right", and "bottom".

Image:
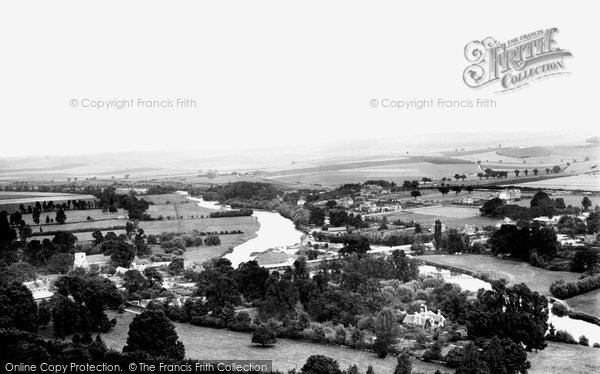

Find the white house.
[{"left": 403, "top": 305, "right": 446, "bottom": 329}]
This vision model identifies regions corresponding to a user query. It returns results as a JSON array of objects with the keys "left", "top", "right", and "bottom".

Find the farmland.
[
  {"left": 511, "top": 174, "right": 600, "bottom": 192},
  {"left": 383, "top": 209, "right": 498, "bottom": 229},
  {"left": 101, "top": 312, "right": 447, "bottom": 374},
  {"left": 101, "top": 311, "right": 599, "bottom": 374},
  {"left": 420, "top": 254, "right": 581, "bottom": 297},
  {"left": 11, "top": 192, "right": 260, "bottom": 265}
]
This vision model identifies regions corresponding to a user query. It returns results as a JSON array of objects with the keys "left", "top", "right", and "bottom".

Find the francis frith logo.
[{"left": 463, "top": 28, "right": 572, "bottom": 92}]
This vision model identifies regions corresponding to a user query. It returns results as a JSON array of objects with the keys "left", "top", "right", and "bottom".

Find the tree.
[
  {"left": 102, "top": 238, "right": 135, "bottom": 267},
  {"left": 443, "top": 229, "right": 469, "bottom": 254},
  {"left": 480, "top": 198, "right": 504, "bottom": 217},
  {"left": 0, "top": 283, "right": 38, "bottom": 332},
  {"left": 467, "top": 282, "right": 548, "bottom": 351},
  {"left": 45, "top": 253, "right": 74, "bottom": 274},
  {"left": 514, "top": 170, "right": 520, "bottom": 177},
  {"left": 433, "top": 219, "right": 442, "bottom": 250},
  {"left": 51, "top": 294, "right": 92, "bottom": 337},
  {"left": 37, "top": 299, "right": 51, "bottom": 327},
  {"left": 552, "top": 165, "right": 561, "bottom": 173},
  {"left": 143, "top": 267, "right": 163, "bottom": 288},
  {"left": 582, "top": 196, "right": 592, "bottom": 211},
  {"left": 92, "top": 230, "right": 104, "bottom": 245},
  {"left": 477, "top": 173, "right": 484, "bottom": 180},
  {"left": 523, "top": 169, "right": 529, "bottom": 176},
  {"left": 123, "top": 309, "right": 185, "bottom": 360},
  {"left": 235, "top": 260, "right": 269, "bottom": 300},
  {"left": 168, "top": 257, "right": 185, "bottom": 275},
  {"left": 438, "top": 186, "right": 450, "bottom": 195},
  {"left": 55, "top": 209, "right": 67, "bottom": 224},
  {"left": 533, "top": 168, "right": 538, "bottom": 176},
  {"left": 123, "top": 270, "right": 149, "bottom": 295},
  {"left": 587, "top": 212, "right": 600, "bottom": 234},
  {"left": 300, "top": 355, "right": 342, "bottom": 374},
  {"left": 251, "top": 324, "right": 277, "bottom": 347},
  {"left": 571, "top": 248, "right": 600, "bottom": 272},
  {"left": 393, "top": 350, "right": 412, "bottom": 374},
  {"left": 530, "top": 191, "right": 555, "bottom": 217},
  {"left": 455, "top": 343, "right": 490, "bottom": 374},
  {"left": 531, "top": 227, "right": 558, "bottom": 260},
  {"left": 373, "top": 308, "right": 399, "bottom": 358},
  {"left": 410, "top": 190, "right": 421, "bottom": 199},
  {"left": 481, "top": 336, "right": 531, "bottom": 374}
]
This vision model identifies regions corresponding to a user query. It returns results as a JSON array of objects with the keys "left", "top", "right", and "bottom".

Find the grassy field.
[
  {"left": 563, "top": 288, "right": 600, "bottom": 317},
  {"left": 26, "top": 193, "right": 261, "bottom": 265},
  {"left": 384, "top": 210, "right": 498, "bottom": 230},
  {"left": 420, "top": 254, "right": 600, "bottom": 319},
  {"left": 513, "top": 174, "right": 600, "bottom": 192},
  {"left": 102, "top": 312, "right": 599, "bottom": 374},
  {"left": 0, "top": 194, "right": 96, "bottom": 213},
  {"left": 101, "top": 312, "right": 448, "bottom": 373},
  {"left": 420, "top": 254, "right": 581, "bottom": 297},
  {"left": 527, "top": 341, "right": 600, "bottom": 374}
]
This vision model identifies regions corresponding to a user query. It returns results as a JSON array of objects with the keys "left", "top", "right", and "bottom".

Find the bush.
[
  {"left": 551, "top": 303, "right": 569, "bottom": 317},
  {"left": 252, "top": 324, "right": 277, "bottom": 347},
  {"left": 547, "top": 330, "right": 577, "bottom": 344},
  {"left": 204, "top": 235, "right": 221, "bottom": 246},
  {"left": 579, "top": 335, "right": 589, "bottom": 346}
]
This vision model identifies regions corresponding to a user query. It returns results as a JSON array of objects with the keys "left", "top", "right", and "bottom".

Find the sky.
[{"left": 0, "top": 1, "right": 598, "bottom": 158}]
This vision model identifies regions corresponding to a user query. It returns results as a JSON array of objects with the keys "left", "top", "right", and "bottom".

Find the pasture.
[
  {"left": 101, "top": 312, "right": 599, "bottom": 374},
  {"left": 102, "top": 312, "right": 448, "bottom": 374},
  {"left": 512, "top": 174, "right": 600, "bottom": 192},
  {"left": 26, "top": 192, "right": 261, "bottom": 264},
  {"left": 384, "top": 210, "right": 497, "bottom": 229},
  {"left": 420, "top": 254, "right": 582, "bottom": 298}
]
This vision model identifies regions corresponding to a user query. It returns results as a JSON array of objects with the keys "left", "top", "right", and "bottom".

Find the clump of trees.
[
  {"left": 549, "top": 274, "right": 600, "bottom": 299},
  {"left": 488, "top": 224, "right": 558, "bottom": 267},
  {"left": 209, "top": 209, "right": 253, "bottom": 218}
]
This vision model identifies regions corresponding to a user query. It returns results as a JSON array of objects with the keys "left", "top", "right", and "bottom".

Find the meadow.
[
  {"left": 20, "top": 192, "right": 261, "bottom": 265},
  {"left": 101, "top": 311, "right": 599, "bottom": 374},
  {"left": 420, "top": 254, "right": 581, "bottom": 297},
  {"left": 101, "top": 312, "right": 448, "bottom": 374}
]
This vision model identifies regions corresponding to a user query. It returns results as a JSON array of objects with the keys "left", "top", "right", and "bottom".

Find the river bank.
[{"left": 186, "top": 195, "right": 304, "bottom": 268}]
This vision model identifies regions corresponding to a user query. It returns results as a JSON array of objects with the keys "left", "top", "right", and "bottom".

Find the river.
[
  {"left": 178, "top": 192, "right": 600, "bottom": 345},
  {"left": 184, "top": 194, "right": 303, "bottom": 268}
]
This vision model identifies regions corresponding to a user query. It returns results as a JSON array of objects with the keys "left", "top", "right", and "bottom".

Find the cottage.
[
  {"left": 402, "top": 305, "right": 446, "bottom": 329},
  {"left": 328, "top": 226, "right": 348, "bottom": 235}
]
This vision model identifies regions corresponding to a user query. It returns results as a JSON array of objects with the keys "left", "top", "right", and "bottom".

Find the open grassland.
[
  {"left": 102, "top": 312, "right": 599, "bottom": 374},
  {"left": 420, "top": 254, "right": 586, "bottom": 301},
  {"left": 510, "top": 192, "right": 600, "bottom": 209},
  {"left": 511, "top": 174, "right": 600, "bottom": 192},
  {"left": 266, "top": 160, "right": 481, "bottom": 186},
  {"left": 527, "top": 342, "right": 600, "bottom": 374},
  {"left": 408, "top": 206, "right": 482, "bottom": 219},
  {"left": 29, "top": 193, "right": 260, "bottom": 265},
  {"left": 102, "top": 312, "right": 447, "bottom": 374},
  {"left": 0, "top": 194, "right": 96, "bottom": 213},
  {"left": 384, "top": 210, "right": 498, "bottom": 229},
  {"left": 563, "top": 288, "right": 600, "bottom": 318}
]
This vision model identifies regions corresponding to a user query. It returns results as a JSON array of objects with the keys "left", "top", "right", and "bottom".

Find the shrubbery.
[
  {"left": 550, "top": 302, "right": 569, "bottom": 317},
  {"left": 550, "top": 274, "right": 600, "bottom": 299}
]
